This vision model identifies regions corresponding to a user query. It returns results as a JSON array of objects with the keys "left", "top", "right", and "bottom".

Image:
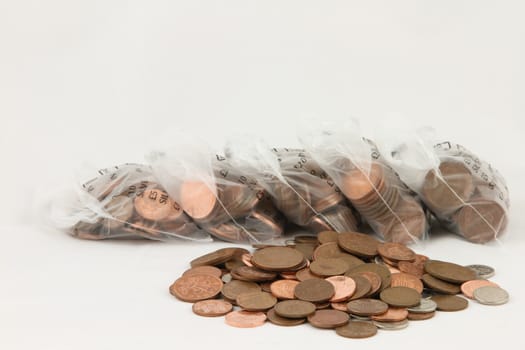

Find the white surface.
[{"left": 1, "top": 1, "right": 525, "bottom": 349}]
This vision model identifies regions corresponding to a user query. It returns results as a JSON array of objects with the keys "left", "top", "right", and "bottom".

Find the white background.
[{"left": 1, "top": 1, "right": 524, "bottom": 349}]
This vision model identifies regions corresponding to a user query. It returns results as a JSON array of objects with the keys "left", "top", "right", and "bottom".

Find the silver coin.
[
  {"left": 221, "top": 273, "right": 232, "bottom": 283},
  {"left": 473, "top": 286, "right": 509, "bottom": 305},
  {"left": 421, "top": 289, "right": 434, "bottom": 300},
  {"left": 466, "top": 264, "right": 495, "bottom": 279},
  {"left": 373, "top": 319, "right": 409, "bottom": 330},
  {"left": 351, "top": 315, "right": 372, "bottom": 321},
  {"left": 374, "top": 256, "right": 386, "bottom": 265},
  {"left": 407, "top": 299, "right": 437, "bottom": 313}
]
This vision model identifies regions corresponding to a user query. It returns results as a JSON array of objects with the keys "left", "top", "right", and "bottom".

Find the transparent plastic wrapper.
[
  {"left": 51, "top": 163, "right": 210, "bottom": 241},
  {"left": 226, "top": 141, "right": 360, "bottom": 233},
  {"left": 147, "top": 146, "right": 285, "bottom": 244},
  {"left": 377, "top": 131, "right": 509, "bottom": 243},
  {"left": 300, "top": 121, "right": 430, "bottom": 244}
]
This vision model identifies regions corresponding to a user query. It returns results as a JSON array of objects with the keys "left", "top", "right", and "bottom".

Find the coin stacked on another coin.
[{"left": 169, "top": 231, "right": 509, "bottom": 338}]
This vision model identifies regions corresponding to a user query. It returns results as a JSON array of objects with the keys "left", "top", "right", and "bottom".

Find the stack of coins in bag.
[
  {"left": 267, "top": 149, "right": 359, "bottom": 233},
  {"left": 179, "top": 155, "right": 285, "bottom": 243},
  {"left": 421, "top": 142, "right": 509, "bottom": 243},
  {"left": 70, "top": 164, "right": 200, "bottom": 240}
]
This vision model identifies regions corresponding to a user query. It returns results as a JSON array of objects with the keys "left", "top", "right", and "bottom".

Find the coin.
[
  {"left": 398, "top": 254, "right": 429, "bottom": 278},
  {"left": 169, "top": 274, "right": 223, "bottom": 302},
  {"left": 295, "top": 268, "right": 320, "bottom": 282},
  {"left": 224, "top": 310, "right": 267, "bottom": 328},
  {"left": 407, "top": 298, "right": 437, "bottom": 313},
  {"left": 341, "top": 163, "right": 383, "bottom": 201},
  {"left": 424, "top": 260, "right": 477, "bottom": 284},
  {"left": 347, "top": 271, "right": 381, "bottom": 296},
  {"left": 180, "top": 181, "right": 217, "bottom": 220},
  {"left": 331, "top": 302, "right": 350, "bottom": 312},
  {"left": 348, "top": 275, "right": 372, "bottom": 300},
  {"left": 373, "top": 319, "right": 409, "bottom": 330},
  {"left": 325, "top": 276, "right": 357, "bottom": 302},
  {"left": 266, "top": 308, "right": 306, "bottom": 326},
  {"left": 347, "top": 299, "right": 389, "bottom": 316},
  {"left": 270, "top": 280, "right": 300, "bottom": 300},
  {"left": 221, "top": 280, "right": 261, "bottom": 301},
  {"left": 466, "top": 264, "right": 495, "bottom": 279},
  {"left": 407, "top": 311, "right": 435, "bottom": 320},
  {"left": 310, "top": 258, "right": 350, "bottom": 277},
  {"left": 338, "top": 232, "right": 380, "bottom": 258},
  {"left": 274, "top": 300, "right": 316, "bottom": 318},
  {"left": 473, "top": 286, "right": 509, "bottom": 305},
  {"left": 318, "top": 231, "right": 339, "bottom": 244},
  {"left": 190, "top": 248, "right": 239, "bottom": 267},
  {"left": 307, "top": 309, "right": 350, "bottom": 329},
  {"left": 134, "top": 188, "right": 174, "bottom": 221},
  {"left": 377, "top": 242, "right": 416, "bottom": 262},
  {"left": 192, "top": 300, "right": 233, "bottom": 317},
  {"left": 230, "top": 266, "right": 278, "bottom": 282},
  {"left": 461, "top": 280, "right": 499, "bottom": 299},
  {"left": 335, "top": 321, "right": 378, "bottom": 338},
  {"left": 390, "top": 273, "right": 424, "bottom": 293},
  {"left": 370, "top": 307, "right": 408, "bottom": 322},
  {"left": 236, "top": 291, "right": 277, "bottom": 311},
  {"left": 251, "top": 247, "right": 305, "bottom": 272},
  {"left": 346, "top": 263, "right": 391, "bottom": 291},
  {"left": 294, "top": 278, "right": 335, "bottom": 302},
  {"left": 183, "top": 265, "right": 223, "bottom": 278},
  {"left": 421, "top": 273, "right": 461, "bottom": 295},
  {"left": 380, "top": 287, "right": 421, "bottom": 308},
  {"left": 431, "top": 294, "right": 469, "bottom": 311},
  {"left": 457, "top": 200, "right": 506, "bottom": 243}
]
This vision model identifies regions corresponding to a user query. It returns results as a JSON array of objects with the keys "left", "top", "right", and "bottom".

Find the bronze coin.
[
  {"left": 325, "top": 276, "right": 357, "bottom": 302},
  {"left": 425, "top": 260, "right": 477, "bottom": 284},
  {"left": 224, "top": 310, "right": 267, "bottom": 328},
  {"left": 390, "top": 273, "right": 424, "bottom": 293},
  {"left": 169, "top": 274, "right": 223, "bottom": 302},
  {"left": 266, "top": 308, "right": 306, "bottom": 326},
  {"left": 236, "top": 291, "right": 277, "bottom": 311},
  {"left": 347, "top": 271, "right": 381, "bottom": 297},
  {"left": 370, "top": 307, "right": 408, "bottom": 322},
  {"left": 407, "top": 311, "right": 435, "bottom": 320},
  {"left": 270, "top": 280, "right": 300, "bottom": 300},
  {"left": 294, "top": 278, "right": 335, "bottom": 302},
  {"left": 274, "top": 300, "right": 317, "bottom": 318},
  {"left": 461, "top": 279, "right": 499, "bottom": 299},
  {"left": 310, "top": 258, "right": 350, "bottom": 277},
  {"left": 348, "top": 275, "right": 372, "bottom": 300},
  {"left": 398, "top": 254, "right": 428, "bottom": 278},
  {"left": 296, "top": 268, "right": 321, "bottom": 282},
  {"left": 192, "top": 299, "right": 233, "bottom": 317},
  {"left": 421, "top": 274, "right": 461, "bottom": 295},
  {"left": 251, "top": 247, "right": 305, "bottom": 272},
  {"left": 318, "top": 231, "right": 339, "bottom": 244},
  {"left": 335, "top": 321, "right": 378, "bottom": 338},
  {"left": 377, "top": 242, "right": 416, "bottom": 262},
  {"left": 183, "top": 265, "right": 223, "bottom": 278},
  {"left": 431, "top": 294, "right": 469, "bottom": 311},
  {"left": 313, "top": 242, "right": 345, "bottom": 260},
  {"left": 380, "top": 286, "right": 421, "bottom": 308},
  {"left": 347, "top": 298, "right": 389, "bottom": 316},
  {"left": 338, "top": 232, "right": 380, "bottom": 258},
  {"left": 346, "top": 263, "right": 391, "bottom": 291},
  {"left": 230, "top": 266, "right": 278, "bottom": 282},
  {"left": 307, "top": 309, "right": 350, "bottom": 329},
  {"left": 457, "top": 200, "right": 507, "bottom": 243},
  {"left": 190, "top": 248, "right": 239, "bottom": 267},
  {"left": 221, "top": 280, "right": 261, "bottom": 301}
]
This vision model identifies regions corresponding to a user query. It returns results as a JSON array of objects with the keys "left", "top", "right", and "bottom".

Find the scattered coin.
[
  {"left": 380, "top": 287, "right": 421, "bottom": 308},
  {"left": 310, "top": 258, "right": 350, "bottom": 277},
  {"left": 192, "top": 300, "right": 233, "bottom": 317},
  {"left": 270, "top": 280, "right": 300, "bottom": 300},
  {"left": 325, "top": 276, "right": 357, "bottom": 302},
  {"left": 377, "top": 242, "right": 416, "bottom": 262},
  {"left": 225, "top": 310, "right": 267, "bottom": 328},
  {"left": 347, "top": 263, "right": 391, "bottom": 291},
  {"left": 335, "top": 321, "right": 378, "bottom": 339},
  {"left": 318, "top": 231, "right": 339, "bottom": 244},
  {"left": 236, "top": 291, "right": 277, "bottom": 311},
  {"left": 373, "top": 319, "right": 409, "bottom": 330},
  {"left": 221, "top": 280, "right": 261, "bottom": 301},
  {"left": 266, "top": 308, "right": 306, "bottom": 326},
  {"left": 461, "top": 280, "right": 499, "bottom": 299},
  {"left": 294, "top": 278, "right": 335, "bottom": 302},
  {"left": 338, "top": 232, "right": 380, "bottom": 258},
  {"left": 347, "top": 299, "right": 389, "bottom": 316},
  {"left": 466, "top": 264, "right": 495, "bottom": 279},
  {"left": 231, "top": 266, "right": 277, "bottom": 282},
  {"left": 274, "top": 300, "right": 317, "bottom": 318},
  {"left": 473, "top": 286, "right": 509, "bottom": 305},
  {"left": 295, "top": 268, "right": 320, "bottom": 281},
  {"left": 183, "top": 265, "right": 223, "bottom": 278},
  {"left": 431, "top": 295, "right": 469, "bottom": 311},
  {"left": 348, "top": 275, "right": 372, "bottom": 300},
  {"left": 348, "top": 271, "right": 381, "bottom": 296},
  {"left": 190, "top": 248, "right": 239, "bottom": 267},
  {"left": 407, "top": 311, "right": 435, "bottom": 320},
  {"left": 370, "top": 307, "right": 408, "bottom": 322},
  {"left": 421, "top": 273, "right": 461, "bottom": 295},
  {"left": 407, "top": 299, "right": 437, "bottom": 314},
  {"left": 251, "top": 247, "right": 305, "bottom": 271},
  {"left": 307, "top": 309, "right": 350, "bottom": 329},
  {"left": 425, "top": 260, "right": 477, "bottom": 284},
  {"left": 169, "top": 274, "right": 223, "bottom": 302},
  {"left": 390, "top": 273, "right": 424, "bottom": 293}
]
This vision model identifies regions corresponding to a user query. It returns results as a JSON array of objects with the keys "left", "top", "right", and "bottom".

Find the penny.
[
  {"left": 457, "top": 200, "right": 506, "bottom": 243},
  {"left": 338, "top": 232, "right": 380, "bottom": 258},
  {"left": 398, "top": 254, "right": 428, "bottom": 278},
  {"left": 230, "top": 266, "right": 278, "bottom": 282},
  {"left": 307, "top": 309, "right": 350, "bottom": 329},
  {"left": 331, "top": 302, "right": 350, "bottom": 312},
  {"left": 315, "top": 302, "right": 331, "bottom": 309},
  {"left": 318, "top": 231, "right": 339, "bottom": 244},
  {"left": 473, "top": 286, "right": 509, "bottom": 305},
  {"left": 371, "top": 307, "right": 408, "bottom": 322},
  {"left": 342, "top": 163, "right": 383, "bottom": 201},
  {"left": 251, "top": 247, "right": 305, "bottom": 272},
  {"left": 347, "top": 299, "right": 389, "bottom": 316},
  {"left": 346, "top": 263, "right": 391, "bottom": 291},
  {"left": 183, "top": 265, "right": 223, "bottom": 279},
  {"left": 221, "top": 280, "right": 261, "bottom": 301},
  {"left": 224, "top": 310, "right": 267, "bottom": 328},
  {"left": 260, "top": 281, "right": 272, "bottom": 293},
  {"left": 134, "top": 188, "right": 173, "bottom": 221},
  {"left": 313, "top": 242, "right": 345, "bottom": 260},
  {"left": 431, "top": 294, "right": 469, "bottom": 311},
  {"left": 325, "top": 276, "right": 357, "bottom": 302},
  {"left": 180, "top": 181, "right": 217, "bottom": 220},
  {"left": 192, "top": 299, "right": 233, "bottom": 317},
  {"left": 348, "top": 271, "right": 381, "bottom": 297},
  {"left": 294, "top": 235, "right": 318, "bottom": 244},
  {"left": 373, "top": 319, "right": 409, "bottom": 330},
  {"left": 377, "top": 242, "right": 416, "bottom": 262},
  {"left": 390, "top": 273, "right": 424, "bottom": 293},
  {"left": 241, "top": 253, "right": 254, "bottom": 267},
  {"left": 270, "top": 280, "right": 300, "bottom": 300},
  {"left": 236, "top": 291, "right": 277, "bottom": 311},
  {"left": 335, "top": 321, "right": 378, "bottom": 339},
  {"left": 425, "top": 260, "right": 477, "bottom": 284},
  {"left": 274, "top": 300, "right": 317, "bottom": 318},
  {"left": 266, "top": 308, "right": 306, "bottom": 326},
  {"left": 461, "top": 280, "right": 499, "bottom": 299},
  {"left": 466, "top": 264, "right": 495, "bottom": 279},
  {"left": 348, "top": 275, "right": 372, "bottom": 300},
  {"left": 407, "top": 311, "right": 435, "bottom": 320},
  {"left": 293, "top": 243, "right": 316, "bottom": 261},
  {"left": 169, "top": 274, "right": 223, "bottom": 302},
  {"left": 295, "top": 268, "right": 320, "bottom": 282},
  {"left": 310, "top": 258, "right": 350, "bottom": 277},
  {"left": 190, "top": 248, "right": 239, "bottom": 267},
  {"left": 407, "top": 298, "right": 437, "bottom": 313},
  {"left": 421, "top": 273, "right": 461, "bottom": 295},
  {"left": 294, "top": 278, "right": 335, "bottom": 303},
  {"left": 380, "top": 287, "right": 421, "bottom": 308}
]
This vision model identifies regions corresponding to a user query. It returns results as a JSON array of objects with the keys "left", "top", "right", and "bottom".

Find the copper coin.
[
  {"left": 183, "top": 265, "right": 223, "bottom": 278},
  {"left": 260, "top": 281, "right": 272, "bottom": 293},
  {"left": 133, "top": 188, "right": 173, "bottom": 221},
  {"left": 266, "top": 308, "right": 306, "bottom": 326},
  {"left": 241, "top": 253, "right": 254, "bottom": 267},
  {"left": 335, "top": 321, "right": 378, "bottom": 339},
  {"left": 407, "top": 311, "right": 435, "bottom": 320},
  {"left": 325, "top": 276, "right": 357, "bottom": 302},
  {"left": 457, "top": 200, "right": 507, "bottom": 243},
  {"left": 180, "top": 181, "right": 217, "bottom": 220},
  {"left": 224, "top": 310, "right": 267, "bottom": 328},
  {"left": 390, "top": 273, "right": 424, "bottom": 293},
  {"left": 341, "top": 163, "right": 383, "bottom": 201},
  {"left": 347, "top": 299, "right": 389, "bottom": 316},
  {"left": 377, "top": 242, "right": 416, "bottom": 262},
  {"left": 348, "top": 275, "right": 372, "bottom": 300},
  {"left": 346, "top": 263, "right": 391, "bottom": 291},
  {"left": 313, "top": 242, "right": 345, "bottom": 260},
  {"left": 270, "top": 280, "right": 300, "bottom": 299},
  {"left": 293, "top": 243, "right": 316, "bottom": 261},
  {"left": 274, "top": 300, "right": 317, "bottom": 318},
  {"left": 431, "top": 294, "right": 469, "bottom": 311},
  {"left": 331, "top": 302, "right": 350, "bottom": 312},
  {"left": 347, "top": 271, "right": 381, "bottom": 297},
  {"left": 169, "top": 274, "right": 223, "bottom": 302},
  {"left": 294, "top": 278, "right": 335, "bottom": 302},
  {"left": 310, "top": 258, "right": 350, "bottom": 277},
  {"left": 280, "top": 271, "right": 300, "bottom": 280},
  {"left": 398, "top": 255, "right": 428, "bottom": 278},
  {"left": 380, "top": 287, "right": 421, "bottom": 308},
  {"left": 338, "top": 232, "right": 380, "bottom": 258},
  {"left": 236, "top": 291, "right": 277, "bottom": 311},
  {"left": 371, "top": 307, "right": 408, "bottom": 322},
  {"left": 318, "top": 231, "right": 339, "bottom": 244},
  {"left": 307, "top": 309, "right": 350, "bottom": 329},
  {"left": 421, "top": 273, "right": 461, "bottom": 295},
  {"left": 231, "top": 266, "right": 278, "bottom": 282},
  {"left": 296, "top": 268, "right": 321, "bottom": 281},
  {"left": 461, "top": 279, "right": 499, "bottom": 299},
  {"left": 221, "top": 280, "right": 261, "bottom": 301},
  {"left": 251, "top": 247, "right": 305, "bottom": 272},
  {"left": 425, "top": 260, "right": 477, "bottom": 284},
  {"left": 192, "top": 299, "right": 233, "bottom": 317},
  {"left": 190, "top": 248, "right": 239, "bottom": 267}
]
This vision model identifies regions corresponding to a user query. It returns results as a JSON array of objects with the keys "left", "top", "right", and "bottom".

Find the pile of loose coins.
[{"left": 169, "top": 231, "right": 509, "bottom": 338}]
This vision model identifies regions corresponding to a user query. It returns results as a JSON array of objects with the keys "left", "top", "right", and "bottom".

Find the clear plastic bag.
[
  {"left": 300, "top": 120, "right": 430, "bottom": 244},
  {"left": 52, "top": 163, "right": 210, "bottom": 241}
]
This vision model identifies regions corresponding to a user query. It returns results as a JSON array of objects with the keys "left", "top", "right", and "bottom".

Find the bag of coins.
[
  {"left": 300, "top": 120, "right": 430, "bottom": 244},
  {"left": 377, "top": 133, "right": 509, "bottom": 243},
  {"left": 57, "top": 163, "right": 209, "bottom": 241}
]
